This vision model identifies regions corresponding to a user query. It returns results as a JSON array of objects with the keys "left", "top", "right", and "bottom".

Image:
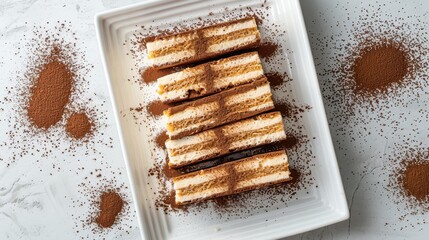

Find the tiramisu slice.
[
  {"left": 164, "top": 77, "right": 274, "bottom": 139},
  {"left": 146, "top": 17, "right": 261, "bottom": 69},
  {"left": 166, "top": 111, "right": 286, "bottom": 168},
  {"left": 157, "top": 52, "right": 264, "bottom": 103},
  {"left": 173, "top": 150, "right": 291, "bottom": 205}
]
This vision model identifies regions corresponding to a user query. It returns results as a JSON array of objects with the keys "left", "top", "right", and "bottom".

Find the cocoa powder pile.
[
  {"left": 66, "top": 112, "right": 92, "bottom": 139},
  {"left": 388, "top": 149, "right": 429, "bottom": 225},
  {"left": 0, "top": 22, "right": 109, "bottom": 168},
  {"left": 147, "top": 100, "right": 170, "bottom": 117},
  {"left": 401, "top": 161, "right": 429, "bottom": 202},
  {"left": 257, "top": 41, "right": 278, "bottom": 59},
  {"left": 95, "top": 191, "right": 124, "bottom": 228},
  {"left": 352, "top": 43, "right": 409, "bottom": 93},
  {"left": 27, "top": 54, "right": 73, "bottom": 129}
]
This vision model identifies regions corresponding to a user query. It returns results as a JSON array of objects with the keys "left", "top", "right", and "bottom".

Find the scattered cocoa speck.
[{"left": 130, "top": 106, "right": 144, "bottom": 112}]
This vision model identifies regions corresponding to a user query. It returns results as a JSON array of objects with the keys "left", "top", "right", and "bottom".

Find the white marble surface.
[{"left": 0, "top": 0, "right": 428, "bottom": 239}]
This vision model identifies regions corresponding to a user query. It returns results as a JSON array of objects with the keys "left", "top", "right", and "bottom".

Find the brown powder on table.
[
  {"left": 352, "top": 43, "right": 408, "bottom": 93},
  {"left": 72, "top": 170, "right": 131, "bottom": 237},
  {"left": 328, "top": 34, "right": 426, "bottom": 111},
  {"left": 95, "top": 191, "right": 124, "bottom": 228},
  {"left": 66, "top": 112, "right": 92, "bottom": 139},
  {"left": 27, "top": 52, "right": 73, "bottom": 129},
  {"left": 401, "top": 160, "right": 429, "bottom": 202},
  {"left": 387, "top": 149, "right": 429, "bottom": 226},
  {"left": 1, "top": 22, "right": 111, "bottom": 168}
]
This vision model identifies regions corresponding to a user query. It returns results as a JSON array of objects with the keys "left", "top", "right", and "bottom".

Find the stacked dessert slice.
[
  {"left": 174, "top": 150, "right": 291, "bottom": 205},
  {"left": 148, "top": 17, "right": 292, "bottom": 205},
  {"left": 164, "top": 77, "right": 274, "bottom": 139},
  {"left": 157, "top": 51, "right": 264, "bottom": 103},
  {"left": 146, "top": 17, "right": 261, "bottom": 69},
  {"left": 166, "top": 112, "right": 286, "bottom": 168}
]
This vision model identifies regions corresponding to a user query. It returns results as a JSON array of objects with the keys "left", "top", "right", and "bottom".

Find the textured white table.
[{"left": 0, "top": 0, "right": 428, "bottom": 239}]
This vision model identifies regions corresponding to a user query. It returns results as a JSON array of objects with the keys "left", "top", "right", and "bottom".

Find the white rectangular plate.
[{"left": 95, "top": 0, "right": 349, "bottom": 239}]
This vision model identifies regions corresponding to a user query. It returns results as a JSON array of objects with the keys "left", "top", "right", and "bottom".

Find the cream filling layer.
[
  {"left": 174, "top": 169, "right": 228, "bottom": 189},
  {"left": 203, "top": 20, "right": 256, "bottom": 37},
  {"left": 236, "top": 171, "right": 290, "bottom": 189},
  {"left": 176, "top": 186, "right": 228, "bottom": 203},
  {"left": 229, "top": 131, "right": 286, "bottom": 150},
  {"left": 225, "top": 84, "right": 271, "bottom": 105},
  {"left": 161, "top": 83, "right": 207, "bottom": 101},
  {"left": 207, "top": 35, "right": 258, "bottom": 53},
  {"left": 166, "top": 130, "right": 216, "bottom": 149},
  {"left": 146, "top": 33, "right": 197, "bottom": 51},
  {"left": 150, "top": 50, "right": 195, "bottom": 65},
  {"left": 168, "top": 148, "right": 221, "bottom": 166},
  {"left": 157, "top": 67, "right": 204, "bottom": 85},
  {"left": 234, "top": 155, "right": 289, "bottom": 172}
]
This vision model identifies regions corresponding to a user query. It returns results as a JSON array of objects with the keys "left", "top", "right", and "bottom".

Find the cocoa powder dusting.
[
  {"left": 27, "top": 56, "right": 73, "bottom": 129},
  {"left": 265, "top": 72, "right": 285, "bottom": 88},
  {"left": 352, "top": 44, "right": 408, "bottom": 93},
  {"left": 257, "top": 42, "right": 278, "bottom": 59},
  {"left": 147, "top": 100, "right": 170, "bottom": 117},
  {"left": 66, "top": 112, "right": 92, "bottom": 139},
  {"left": 95, "top": 191, "right": 124, "bottom": 228},
  {"left": 155, "top": 131, "right": 168, "bottom": 149},
  {"left": 141, "top": 67, "right": 177, "bottom": 84}
]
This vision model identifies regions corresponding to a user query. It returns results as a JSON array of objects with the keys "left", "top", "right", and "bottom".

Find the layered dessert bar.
[
  {"left": 157, "top": 52, "right": 264, "bottom": 103},
  {"left": 146, "top": 17, "right": 261, "bottom": 69},
  {"left": 166, "top": 111, "right": 286, "bottom": 168},
  {"left": 173, "top": 150, "right": 291, "bottom": 205},
  {"left": 164, "top": 77, "right": 274, "bottom": 139}
]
